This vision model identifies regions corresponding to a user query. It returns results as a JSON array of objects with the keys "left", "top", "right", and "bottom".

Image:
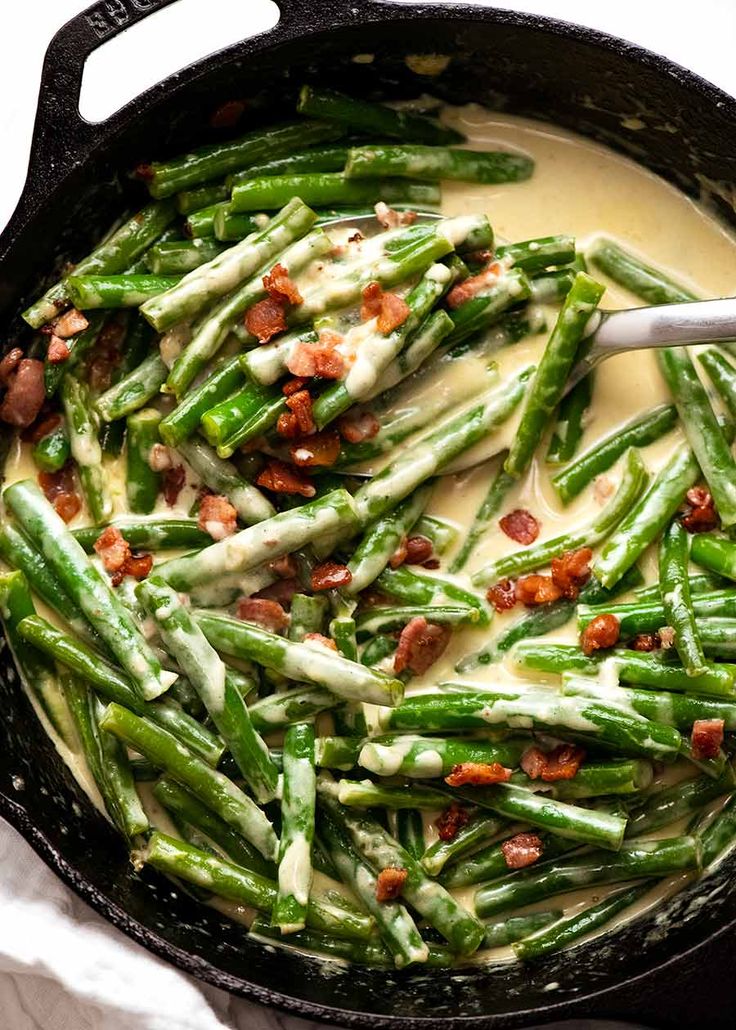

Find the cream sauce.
[{"left": 4, "top": 103, "right": 736, "bottom": 969}]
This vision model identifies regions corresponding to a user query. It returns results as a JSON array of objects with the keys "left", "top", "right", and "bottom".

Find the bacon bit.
[
  {"left": 389, "top": 537, "right": 408, "bottom": 569},
  {"left": 256, "top": 459, "right": 316, "bottom": 498},
  {"left": 135, "top": 163, "right": 155, "bottom": 182},
  {"left": 23, "top": 413, "right": 61, "bottom": 444},
  {"left": 348, "top": 231, "right": 364, "bottom": 243},
  {"left": 520, "top": 745, "right": 547, "bottom": 780},
  {"left": 487, "top": 578, "right": 517, "bottom": 612},
  {"left": 691, "top": 718, "right": 725, "bottom": 760},
  {"left": 0, "top": 348, "right": 23, "bottom": 384},
  {"left": 541, "top": 744, "right": 586, "bottom": 782},
  {"left": 245, "top": 296, "right": 287, "bottom": 344},
  {"left": 286, "top": 340, "right": 346, "bottom": 380},
  {"left": 499, "top": 508, "right": 540, "bottom": 545},
  {"left": 94, "top": 526, "right": 131, "bottom": 580},
  {"left": 446, "top": 261, "right": 503, "bottom": 310},
  {"left": 46, "top": 336, "right": 71, "bottom": 364},
  {"left": 501, "top": 832, "right": 544, "bottom": 870},
  {"left": 291, "top": 429, "right": 341, "bottom": 468},
  {"left": 550, "top": 547, "right": 592, "bottom": 600},
  {"left": 283, "top": 376, "right": 310, "bottom": 396},
  {"left": 236, "top": 597, "right": 289, "bottom": 633},
  {"left": 337, "top": 410, "right": 380, "bottom": 444},
  {"left": 405, "top": 536, "right": 434, "bottom": 565},
  {"left": 254, "top": 577, "right": 299, "bottom": 607},
  {"left": 0, "top": 359, "right": 46, "bottom": 428},
  {"left": 39, "top": 463, "right": 73, "bottom": 498},
  {"left": 435, "top": 802, "right": 470, "bottom": 842},
  {"left": 375, "top": 867, "right": 407, "bottom": 902},
  {"left": 263, "top": 262, "right": 303, "bottom": 306},
  {"left": 87, "top": 317, "right": 126, "bottom": 392},
  {"left": 55, "top": 492, "right": 82, "bottom": 523},
  {"left": 198, "top": 493, "right": 238, "bottom": 540},
  {"left": 287, "top": 390, "right": 315, "bottom": 434},
  {"left": 162, "top": 464, "right": 186, "bottom": 506},
  {"left": 681, "top": 486, "right": 719, "bottom": 533},
  {"left": 445, "top": 762, "right": 512, "bottom": 787},
  {"left": 269, "top": 554, "right": 298, "bottom": 579},
  {"left": 52, "top": 308, "right": 89, "bottom": 339},
  {"left": 422, "top": 558, "right": 440, "bottom": 570},
  {"left": 659, "top": 625, "right": 676, "bottom": 649},
  {"left": 122, "top": 551, "right": 153, "bottom": 582},
  {"left": 631, "top": 632, "right": 661, "bottom": 652},
  {"left": 374, "top": 201, "right": 417, "bottom": 228},
  {"left": 311, "top": 561, "right": 352, "bottom": 591},
  {"left": 581, "top": 613, "right": 620, "bottom": 656},
  {"left": 304, "top": 632, "right": 338, "bottom": 651},
  {"left": 209, "top": 99, "right": 246, "bottom": 129},
  {"left": 394, "top": 617, "right": 451, "bottom": 675},
  {"left": 515, "top": 574, "right": 563, "bottom": 607},
  {"left": 149, "top": 443, "right": 173, "bottom": 472},
  {"left": 360, "top": 282, "right": 410, "bottom": 333}
]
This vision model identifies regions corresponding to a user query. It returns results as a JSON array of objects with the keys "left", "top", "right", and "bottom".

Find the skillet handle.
[{"left": 29, "top": 0, "right": 345, "bottom": 172}]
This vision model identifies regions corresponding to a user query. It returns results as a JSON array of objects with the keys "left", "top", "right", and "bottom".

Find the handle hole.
[{"left": 79, "top": 0, "right": 279, "bottom": 123}]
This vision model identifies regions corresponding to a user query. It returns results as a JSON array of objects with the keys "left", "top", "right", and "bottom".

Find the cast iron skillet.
[{"left": 2, "top": 1, "right": 736, "bottom": 1026}]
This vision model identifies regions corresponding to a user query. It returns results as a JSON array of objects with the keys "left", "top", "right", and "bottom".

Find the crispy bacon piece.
[
  {"left": 520, "top": 745, "right": 547, "bottom": 780},
  {"left": 290, "top": 429, "right": 341, "bottom": 468},
  {"left": 435, "top": 802, "right": 470, "bottom": 842},
  {"left": 311, "top": 561, "right": 352, "bottom": 591},
  {"left": 269, "top": 554, "right": 298, "bottom": 579},
  {"left": 446, "top": 261, "right": 503, "bottom": 310},
  {"left": 501, "top": 832, "right": 544, "bottom": 870},
  {"left": 198, "top": 493, "right": 238, "bottom": 540},
  {"left": 304, "top": 632, "right": 338, "bottom": 651},
  {"left": 375, "top": 867, "right": 407, "bottom": 902},
  {"left": 87, "top": 317, "right": 126, "bottom": 392},
  {"left": 210, "top": 99, "right": 246, "bottom": 129},
  {"left": 487, "top": 578, "right": 517, "bottom": 612},
  {"left": 337, "top": 410, "right": 380, "bottom": 444},
  {"left": 374, "top": 201, "right": 417, "bottom": 229},
  {"left": 539, "top": 744, "right": 586, "bottom": 782},
  {"left": 360, "top": 282, "right": 410, "bottom": 333},
  {"left": 254, "top": 577, "right": 299, "bottom": 607},
  {"left": 162, "top": 464, "right": 186, "bottom": 506},
  {"left": 691, "top": 718, "right": 725, "bottom": 760},
  {"left": 394, "top": 617, "right": 450, "bottom": 675},
  {"left": 38, "top": 464, "right": 76, "bottom": 500},
  {"left": 0, "top": 348, "right": 23, "bottom": 384},
  {"left": 499, "top": 508, "right": 540, "bottom": 545},
  {"left": 94, "top": 525, "right": 129, "bottom": 573},
  {"left": 631, "top": 632, "right": 661, "bottom": 652},
  {"left": 123, "top": 552, "right": 153, "bottom": 582},
  {"left": 405, "top": 536, "right": 434, "bottom": 565},
  {"left": 445, "top": 762, "right": 512, "bottom": 787},
  {"left": 55, "top": 492, "right": 82, "bottom": 523},
  {"left": 245, "top": 296, "right": 287, "bottom": 344},
  {"left": 46, "top": 336, "right": 71, "bottom": 364},
  {"left": 285, "top": 389, "right": 316, "bottom": 435},
  {"left": 515, "top": 574, "right": 563, "bottom": 607},
  {"left": 550, "top": 546, "right": 592, "bottom": 600},
  {"left": 285, "top": 339, "right": 346, "bottom": 380},
  {"left": 0, "top": 359, "right": 45, "bottom": 428},
  {"left": 52, "top": 308, "right": 89, "bottom": 338},
  {"left": 256, "top": 459, "right": 316, "bottom": 498},
  {"left": 389, "top": 537, "right": 408, "bottom": 569},
  {"left": 236, "top": 597, "right": 289, "bottom": 633},
  {"left": 263, "top": 262, "right": 303, "bottom": 306},
  {"left": 422, "top": 558, "right": 440, "bottom": 570},
  {"left": 681, "top": 486, "right": 719, "bottom": 533},
  {"left": 283, "top": 376, "right": 310, "bottom": 397},
  {"left": 581, "top": 613, "right": 620, "bottom": 656},
  {"left": 135, "top": 163, "right": 155, "bottom": 182}
]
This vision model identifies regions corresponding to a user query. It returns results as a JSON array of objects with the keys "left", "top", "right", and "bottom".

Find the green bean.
[
  {"left": 177, "top": 436, "right": 274, "bottom": 525},
  {"left": 66, "top": 274, "right": 179, "bottom": 309},
  {"left": 145, "top": 238, "right": 226, "bottom": 275},
  {"left": 247, "top": 685, "right": 340, "bottom": 734},
  {"left": 449, "top": 460, "right": 514, "bottom": 574},
  {"left": 23, "top": 201, "right": 177, "bottom": 328},
  {"left": 176, "top": 182, "right": 229, "bottom": 215},
  {"left": 421, "top": 812, "right": 506, "bottom": 877},
  {"left": 231, "top": 173, "right": 441, "bottom": 213},
  {"left": 345, "top": 145, "right": 533, "bottom": 184},
  {"left": 497, "top": 235, "right": 576, "bottom": 273},
  {"left": 213, "top": 205, "right": 270, "bottom": 242},
  {"left": 589, "top": 237, "right": 696, "bottom": 304},
  {"left": 442, "top": 832, "right": 579, "bottom": 890},
  {"left": 625, "top": 768, "right": 735, "bottom": 838},
  {"left": 337, "top": 780, "right": 449, "bottom": 810},
  {"left": 444, "top": 269, "right": 532, "bottom": 348},
  {"left": 30, "top": 420, "right": 70, "bottom": 473},
  {"left": 274, "top": 723, "right": 316, "bottom": 932},
  {"left": 296, "top": 86, "right": 463, "bottom": 145},
  {"left": 578, "top": 589, "right": 736, "bottom": 635},
  {"left": 95, "top": 352, "right": 168, "bottom": 422},
  {"left": 358, "top": 735, "right": 527, "bottom": 778},
  {"left": 659, "top": 519, "right": 707, "bottom": 675},
  {"left": 456, "top": 600, "right": 574, "bottom": 672},
  {"left": 125, "top": 408, "right": 161, "bottom": 514},
  {"left": 512, "top": 884, "right": 650, "bottom": 960},
  {"left": 483, "top": 912, "right": 563, "bottom": 949},
  {"left": 697, "top": 794, "right": 736, "bottom": 866},
  {"left": 412, "top": 516, "right": 458, "bottom": 556},
  {"left": 356, "top": 604, "right": 481, "bottom": 639},
  {"left": 346, "top": 486, "right": 431, "bottom": 594},
  {"left": 73, "top": 518, "right": 210, "bottom": 553},
  {"left": 159, "top": 355, "right": 244, "bottom": 448},
  {"left": 546, "top": 374, "right": 593, "bottom": 465},
  {"left": 691, "top": 534, "right": 736, "bottom": 583},
  {"left": 199, "top": 380, "right": 284, "bottom": 457},
  {"left": 473, "top": 448, "right": 647, "bottom": 586},
  {"left": 5, "top": 481, "right": 170, "bottom": 701},
  {"left": 140, "top": 121, "right": 344, "bottom": 198},
  {"left": 60, "top": 374, "right": 111, "bottom": 524},
  {"left": 396, "top": 810, "right": 426, "bottom": 861},
  {"left": 474, "top": 836, "right": 700, "bottom": 919},
  {"left": 314, "top": 736, "right": 361, "bottom": 770}
]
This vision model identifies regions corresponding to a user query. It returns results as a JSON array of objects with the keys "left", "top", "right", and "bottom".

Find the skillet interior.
[{"left": 1, "top": 3, "right": 736, "bottom": 1025}]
